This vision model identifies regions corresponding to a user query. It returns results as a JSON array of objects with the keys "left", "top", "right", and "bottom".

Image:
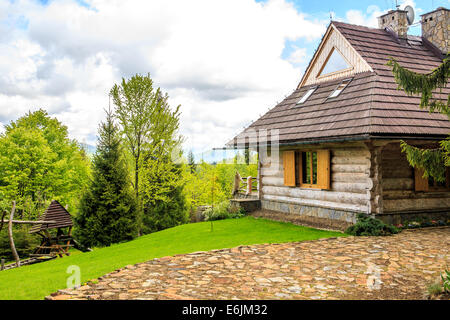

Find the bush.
[
  {"left": 203, "top": 201, "right": 245, "bottom": 221},
  {"left": 346, "top": 213, "right": 399, "bottom": 236},
  {"left": 442, "top": 269, "right": 450, "bottom": 293},
  {"left": 142, "top": 184, "right": 189, "bottom": 234},
  {"left": 428, "top": 282, "right": 443, "bottom": 296},
  {"left": 396, "top": 219, "right": 449, "bottom": 229},
  {"left": 0, "top": 226, "right": 40, "bottom": 262}
]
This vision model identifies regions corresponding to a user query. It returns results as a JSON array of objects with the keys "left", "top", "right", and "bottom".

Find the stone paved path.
[{"left": 49, "top": 227, "right": 450, "bottom": 300}]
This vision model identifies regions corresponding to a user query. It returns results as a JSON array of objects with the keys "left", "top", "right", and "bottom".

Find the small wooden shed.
[{"left": 29, "top": 200, "right": 74, "bottom": 257}]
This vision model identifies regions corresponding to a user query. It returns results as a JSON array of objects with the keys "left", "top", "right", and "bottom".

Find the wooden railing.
[{"left": 233, "top": 172, "right": 259, "bottom": 197}]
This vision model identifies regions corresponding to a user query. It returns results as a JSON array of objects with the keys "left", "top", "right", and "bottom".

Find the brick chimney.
[
  {"left": 421, "top": 7, "right": 449, "bottom": 55},
  {"left": 378, "top": 9, "right": 409, "bottom": 38}
]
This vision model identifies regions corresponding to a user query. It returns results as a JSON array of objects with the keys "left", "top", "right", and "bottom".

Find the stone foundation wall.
[
  {"left": 261, "top": 199, "right": 358, "bottom": 224},
  {"left": 261, "top": 199, "right": 450, "bottom": 226}
]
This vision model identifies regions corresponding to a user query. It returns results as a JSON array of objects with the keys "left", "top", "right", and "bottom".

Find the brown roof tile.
[{"left": 29, "top": 200, "right": 73, "bottom": 233}]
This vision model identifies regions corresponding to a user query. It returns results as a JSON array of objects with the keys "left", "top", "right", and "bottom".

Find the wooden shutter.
[
  {"left": 317, "top": 150, "right": 331, "bottom": 190},
  {"left": 283, "top": 151, "right": 296, "bottom": 186},
  {"left": 414, "top": 167, "right": 429, "bottom": 192}
]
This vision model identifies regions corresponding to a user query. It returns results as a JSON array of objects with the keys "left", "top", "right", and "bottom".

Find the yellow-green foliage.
[
  {"left": 0, "top": 109, "right": 91, "bottom": 219},
  {"left": 183, "top": 152, "right": 257, "bottom": 209}
]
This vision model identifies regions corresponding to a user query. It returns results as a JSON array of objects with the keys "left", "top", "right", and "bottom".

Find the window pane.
[
  {"left": 297, "top": 87, "right": 316, "bottom": 104},
  {"left": 319, "top": 48, "right": 350, "bottom": 76},
  {"left": 302, "top": 152, "right": 311, "bottom": 184},
  {"left": 329, "top": 79, "right": 351, "bottom": 99},
  {"left": 312, "top": 152, "right": 317, "bottom": 184}
]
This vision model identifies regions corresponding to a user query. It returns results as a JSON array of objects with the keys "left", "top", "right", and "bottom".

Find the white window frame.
[
  {"left": 296, "top": 86, "right": 318, "bottom": 105},
  {"left": 328, "top": 78, "right": 352, "bottom": 99}
]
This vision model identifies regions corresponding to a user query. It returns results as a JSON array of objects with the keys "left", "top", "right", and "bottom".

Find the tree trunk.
[
  {"left": 8, "top": 201, "right": 20, "bottom": 267},
  {"left": 135, "top": 157, "right": 142, "bottom": 236}
]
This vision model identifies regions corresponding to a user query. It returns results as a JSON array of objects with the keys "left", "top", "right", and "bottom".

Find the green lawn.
[{"left": 0, "top": 217, "right": 344, "bottom": 300}]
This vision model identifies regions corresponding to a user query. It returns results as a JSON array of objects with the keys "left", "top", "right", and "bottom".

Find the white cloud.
[
  {"left": 0, "top": 0, "right": 326, "bottom": 152},
  {"left": 287, "top": 46, "right": 308, "bottom": 65},
  {"left": 343, "top": 1, "right": 422, "bottom": 29},
  {"left": 344, "top": 5, "right": 384, "bottom": 27}
]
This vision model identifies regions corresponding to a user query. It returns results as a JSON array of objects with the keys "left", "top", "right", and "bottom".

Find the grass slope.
[{"left": 0, "top": 217, "right": 344, "bottom": 300}]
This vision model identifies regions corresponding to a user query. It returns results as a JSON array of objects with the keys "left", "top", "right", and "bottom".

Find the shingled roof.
[
  {"left": 228, "top": 21, "right": 450, "bottom": 146},
  {"left": 29, "top": 200, "right": 73, "bottom": 234}
]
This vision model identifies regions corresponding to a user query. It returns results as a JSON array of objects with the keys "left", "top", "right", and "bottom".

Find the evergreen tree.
[
  {"left": 75, "top": 109, "right": 137, "bottom": 247},
  {"left": 387, "top": 57, "right": 450, "bottom": 182},
  {"left": 188, "top": 150, "right": 196, "bottom": 174}
]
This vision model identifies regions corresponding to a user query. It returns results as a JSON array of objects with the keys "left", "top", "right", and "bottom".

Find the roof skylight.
[
  {"left": 328, "top": 79, "right": 352, "bottom": 99},
  {"left": 296, "top": 86, "right": 317, "bottom": 105}
]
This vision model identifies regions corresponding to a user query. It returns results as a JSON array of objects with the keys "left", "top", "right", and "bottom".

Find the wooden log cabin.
[{"left": 227, "top": 7, "right": 450, "bottom": 225}]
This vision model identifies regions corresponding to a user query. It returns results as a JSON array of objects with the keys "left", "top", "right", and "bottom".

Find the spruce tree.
[
  {"left": 188, "top": 150, "right": 196, "bottom": 174},
  {"left": 75, "top": 109, "right": 137, "bottom": 247},
  {"left": 387, "top": 57, "right": 450, "bottom": 182}
]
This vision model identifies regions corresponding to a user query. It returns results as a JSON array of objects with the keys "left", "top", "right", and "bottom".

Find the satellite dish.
[{"left": 405, "top": 5, "right": 415, "bottom": 25}]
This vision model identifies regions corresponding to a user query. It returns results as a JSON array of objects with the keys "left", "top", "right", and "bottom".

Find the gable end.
[{"left": 299, "top": 23, "right": 373, "bottom": 88}]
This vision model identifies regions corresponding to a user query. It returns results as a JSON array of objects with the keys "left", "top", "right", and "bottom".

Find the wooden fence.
[{"left": 233, "top": 172, "right": 259, "bottom": 197}]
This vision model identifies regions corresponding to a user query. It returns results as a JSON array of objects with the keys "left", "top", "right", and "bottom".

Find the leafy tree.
[
  {"left": 387, "top": 58, "right": 450, "bottom": 182},
  {"left": 0, "top": 109, "right": 90, "bottom": 219},
  {"left": 110, "top": 74, "right": 182, "bottom": 233},
  {"left": 75, "top": 109, "right": 137, "bottom": 247},
  {"left": 141, "top": 159, "right": 188, "bottom": 234}
]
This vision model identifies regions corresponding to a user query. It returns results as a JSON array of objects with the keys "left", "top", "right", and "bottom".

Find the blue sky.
[{"left": 0, "top": 0, "right": 448, "bottom": 160}]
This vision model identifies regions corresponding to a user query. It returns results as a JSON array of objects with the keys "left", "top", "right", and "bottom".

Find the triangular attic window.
[{"left": 318, "top": 48, "right": 351, "bottom": 77}]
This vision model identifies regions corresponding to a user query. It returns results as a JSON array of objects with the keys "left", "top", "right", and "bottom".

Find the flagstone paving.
[{"left": 48, "top": 227, "right": 449, "bottom": 300}]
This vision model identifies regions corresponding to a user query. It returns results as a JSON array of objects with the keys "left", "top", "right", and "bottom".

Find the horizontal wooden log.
[
  {"left": 262, "top": 176, "right": 284, "bottom": 187},
  {"left": 332, "top": 172, "right": 368, "bottom": 183},
  {"left": 332, "top": 164, "right": 368, "bottom": 174},
  {"left": 262, "top": 186, "right": 368, "bottom": 205},
  {"left": 332, "top": 149, "right": 370, "bottom": 157},
  {"left": 382, "top": 178, "right": 414, "bottom": 191},
  {"left": 263, "top": 173, "right": 369, "bottom": 185},
  {"left": 2, "top": 220, "right": 57, "bottom": 225},
  {"left": 332, "top": 156, "right": 370, "bottom": 165},
  {"left": 332, "top": 182, "right": 368, "bottom": 193},
  {"left": 383, "top": 190, "right": 450, "bottom": 200},
  {"left": 261, "top": 167, "right": 283, "bottom": 177},
  {"left": 382, "top": 166, "right": 413, "bottom": 179},
  {"left": 384, "top": 198, "right": 450, "bottom": 212},
  {"left": 262, "top": 194, "right": 368, "bottom": 212}
]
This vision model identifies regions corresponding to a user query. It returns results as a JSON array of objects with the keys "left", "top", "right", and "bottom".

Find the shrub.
[
  {"left": 428, "top": 282, "right": 443, "bottom": 296},
  {"left": 427, "top": 269, "right": 450, "bottom": 298},
  {"left": 397, "top": 218, "right": 449, "bottom": 230},
  {"left": 345, "top": 213, "right": 399, "bottom": 236},
  {"left": 0, "top": 226, "right": 40, "bottom": 262},
  {"left": 203, "top": 201, "right": 245, "bottom": 221},
  {"left": 441, "top": 269, "right": 450, "bottom": 293}
]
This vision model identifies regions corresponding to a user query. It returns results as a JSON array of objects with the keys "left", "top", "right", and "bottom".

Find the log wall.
[
  {"left": 260, "top": 144, "right": 372, "bottom": 222},
  {"left": 381, "top": 142, "right": 450, "bottom": 213},
  {"left": 259, "top": 141, "right": 450, "bottom": 224}
]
